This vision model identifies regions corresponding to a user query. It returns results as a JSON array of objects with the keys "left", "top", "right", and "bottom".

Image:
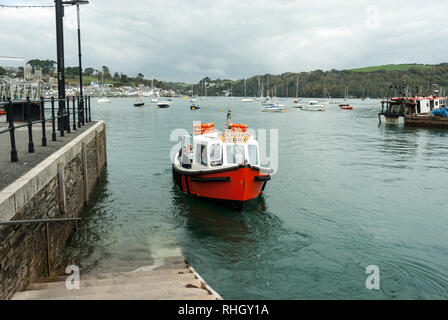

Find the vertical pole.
[
  {"left": 6, "top": 98, "right": 18, "bottom": 162},
  {"left": 66, "top": 99, "right": 71, "bottom": 134},
  {"left": 55, "top": 0, "right": 67, "bottom": 131},
  {"left": 77, "top": 4, "right": 84, "bottom": 105},
  {"left": 88, "top": 96, "right": 91, "bottom": 122},
  {"left": 46, "top": 223, "right": 51, "bottom": 277},
  {"left": 26, "top": 97, "right": 35, "bottom": 153},
  {"left": 41, "top": 96, "right": 47, "bottom": 146},
  {"left": 84, "top": 96, "right": 88, "bottom": 124},
  {"left": 77, "top": 97, "right": 81, "bottom": 128},
  {"left": 51, "top": 97, "right": 57, "bottom": 141},
  {"left": 72, "top": 96, "right": 76, "bottom": 131},
  {"left": 58, "top": 98, "right": 64, "bottom": 137}
]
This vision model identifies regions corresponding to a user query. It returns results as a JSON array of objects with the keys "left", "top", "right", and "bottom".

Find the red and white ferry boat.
[{"left": 172, "top": 112, "right": 272, "bottom": 209}]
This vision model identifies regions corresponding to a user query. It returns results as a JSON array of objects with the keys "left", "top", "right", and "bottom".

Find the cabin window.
[
  {"left": 248, "top": 145, "right": 258, "bottom": 165},
  {"left": 209, "top": 143, "right": 223, "bottom": 166},
  {"left": 226, "top": 144, "right": 245, "bottom": 164},
  {"left": 200, "top": 144, "right": 207, "bottom": 165},
  {"left": 195, "top": 144, "right": 201, "bottom": 163}
]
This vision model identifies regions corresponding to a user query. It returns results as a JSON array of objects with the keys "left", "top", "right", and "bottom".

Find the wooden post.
[
  {"left": 95, "top": 130, "right": 100, "bottom": 179},
  {"left": 45, "top": 223, "right": 51, "bottom": 277},
  {"left": 82, "top": 141, "right": 88, "bottom": 204},
  {"left": 57, "top": 161, "right": 66, "bottom": 213},
  {"left": 103, "top": 123, "right": 107, "bottom": 166}
]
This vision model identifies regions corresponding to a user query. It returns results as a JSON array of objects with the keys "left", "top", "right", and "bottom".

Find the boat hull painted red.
[{"left": 172, "top": 165, "right": 270, "bottom": 204}]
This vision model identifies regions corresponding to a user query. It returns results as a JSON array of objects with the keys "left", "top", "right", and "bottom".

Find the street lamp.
[
  {"left": 65, "top": 0, "right": 89, "bottom": 124},
  {"left": 54, "top": 0, "right": 89, "bottom": 131}
]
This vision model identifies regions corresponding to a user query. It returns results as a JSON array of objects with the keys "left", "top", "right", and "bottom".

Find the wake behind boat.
[{"left": 172, "top": 111, "right": 272, "bottom": 209}]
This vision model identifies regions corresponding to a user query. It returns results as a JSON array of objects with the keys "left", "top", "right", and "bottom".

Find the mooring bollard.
[
  {"left": 41, "top": 96, "right": 47, "bottom": 147},
  {"left": 51, "top": 97, "right": 57, "bottom": 141},
  {"left": 26, "top": 97, "right": 35, "bottom": 153},
  {"left": 6, "top": 98, "right": 18, "bottom": 162}
]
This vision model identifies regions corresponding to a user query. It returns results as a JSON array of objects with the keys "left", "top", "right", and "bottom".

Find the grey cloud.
[{"left": 1, "top": 0, "right": 447, "bottom": 82}]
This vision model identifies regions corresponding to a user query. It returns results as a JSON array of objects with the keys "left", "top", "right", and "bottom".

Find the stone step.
[
  {"left": 26, "top": 270, "right": 198, "bottom": 291},
  {"left": 33, "top": 267, "right": 190, "bottom": 284},
  {"left": 12, "top": 278, "right": 205, "bottom": 300}
]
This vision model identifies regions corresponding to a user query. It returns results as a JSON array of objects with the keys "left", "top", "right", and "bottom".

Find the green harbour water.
[{"left": 63, "top": 97, "right": 448, "bottom": 299}]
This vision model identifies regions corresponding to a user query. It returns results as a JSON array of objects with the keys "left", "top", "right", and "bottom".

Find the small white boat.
[
  {"left": 157, "top": 101, "right": 171, "bottom": 108},
  {"left": 262, "top": 98, "right": 274, "bottom": 106},
  {"left": 151, "top": 98, "right": 159, "bottom": 103},
  {"left": 241, "top": 97, "right": 253, "bottom": 102},
  {"left": 302, "top": 101, "right": 326, "bottom": 112},
  {"left": 261, "top": 104, "right": 287, "bottom": 113},
  {"left": 97, "top": 97, "right": 111, "bottom": 103}
]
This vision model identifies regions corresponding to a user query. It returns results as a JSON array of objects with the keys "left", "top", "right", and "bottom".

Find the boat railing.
[{"left": 0, "top": 95, "right": 92, "bottom": 163}]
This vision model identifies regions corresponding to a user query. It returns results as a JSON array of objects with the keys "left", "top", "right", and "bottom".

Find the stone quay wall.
[{"left": 0, "top": 121, "right": 107, "bottom": 300}]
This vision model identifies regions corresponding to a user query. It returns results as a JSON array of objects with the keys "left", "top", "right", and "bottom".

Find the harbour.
[
  {"left": 57, "top": 97, "right": 448, "bottom": 299},
  {"left": 1, "top": 0, "right": 448, "bottom": 305}
]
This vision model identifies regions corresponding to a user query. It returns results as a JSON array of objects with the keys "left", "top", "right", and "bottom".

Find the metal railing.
[
  {"left": 0, "top": 217, "right": 81, "bottom": 276},
  {"left": 0, "top": 96, "right": 91, "bottom": 163}
]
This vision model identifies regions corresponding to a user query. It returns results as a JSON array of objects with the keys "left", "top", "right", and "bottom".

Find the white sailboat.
[
  {"left": 294, "top": 76, "right": 301, "bottom": 104},
  {"left": 97, "top": 69, "right": 111, "bottom": 103},
  {"left": 241, "top": 79, "right": 253, "bottom": 102},
  {"left": 151, "top": 78, "right": 158, "bottom": 102}
]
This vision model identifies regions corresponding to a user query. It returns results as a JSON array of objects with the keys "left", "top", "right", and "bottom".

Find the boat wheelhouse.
[{"left": 172, "top": 113, "right": 272, "bottom": 209}]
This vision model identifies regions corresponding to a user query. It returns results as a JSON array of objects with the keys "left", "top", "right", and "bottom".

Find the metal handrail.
[
  {"left": 0, "top": 95, "right": 91, "bottom": 162},
  {"left": 0, "top": 217, "right": 82, "bottom": 276},
  {"left": 0, "top": 217, "right": 81, "bottom": 225}
]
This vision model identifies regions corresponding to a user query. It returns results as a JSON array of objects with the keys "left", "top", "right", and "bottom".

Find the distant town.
[{"left": 1, "top": 59, "right": 448, "bottom": 100}]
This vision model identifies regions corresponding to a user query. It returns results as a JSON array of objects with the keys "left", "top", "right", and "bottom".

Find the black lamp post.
[{"left": 54, "top": 0, "right": 89, "bottom": 130}]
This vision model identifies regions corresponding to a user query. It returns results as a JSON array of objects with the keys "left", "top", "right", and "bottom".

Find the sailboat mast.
[{"left": 296, "top": 76, "right": 299, "bottom": 98}]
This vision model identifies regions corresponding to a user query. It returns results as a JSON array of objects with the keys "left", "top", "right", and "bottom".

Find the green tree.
[{"left": 84, "top": 67, "right": 95, "bottom": 77}]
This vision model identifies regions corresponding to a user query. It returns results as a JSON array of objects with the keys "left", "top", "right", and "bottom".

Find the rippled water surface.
[{"left": 63, "top": 97, "right": 448, "bottom": 299}]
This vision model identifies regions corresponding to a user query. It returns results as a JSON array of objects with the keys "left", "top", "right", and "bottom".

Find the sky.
[{"left": 1, "top": 0, "right": 448, "bottom": 82}]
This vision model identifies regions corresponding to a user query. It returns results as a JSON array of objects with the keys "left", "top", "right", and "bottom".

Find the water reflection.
[{"left": 59, "top": 168, "right": 115, "bottom": 273}]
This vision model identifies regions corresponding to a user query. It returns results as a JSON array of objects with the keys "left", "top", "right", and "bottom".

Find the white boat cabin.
[
  {"left": 179, "top": 123, "right": 260, "bottom": 169},
  {"left": 414, "top": 97, "right": 446, "bottom": 114}
]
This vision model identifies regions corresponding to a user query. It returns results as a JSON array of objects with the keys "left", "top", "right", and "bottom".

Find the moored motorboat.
[
  {"left": 133, "top": 102, "right": 144, "bottom": 107},
  {"left": 302, "top": 101, "right": 326, "bottom": 112},
  {"left": 157, "top": 101, "right": 171, "bottom": 108},
  {"left": 261, "top": 104, "right": 287, "bottom": 113},
  {"left": 339, "top": 104, "right": 354, "bottom": 110},
  {"left": 172, "top": 112, "right": 272, "bottom": 209},
  {"left": 97, "top": 97, "right": 111, "bottom": 103},
  {"left": 190, "top": 104, "right": 201, "bottom": 110},
  {"left": 379, "top": 84, "right": 448, "bottom": 127}
]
